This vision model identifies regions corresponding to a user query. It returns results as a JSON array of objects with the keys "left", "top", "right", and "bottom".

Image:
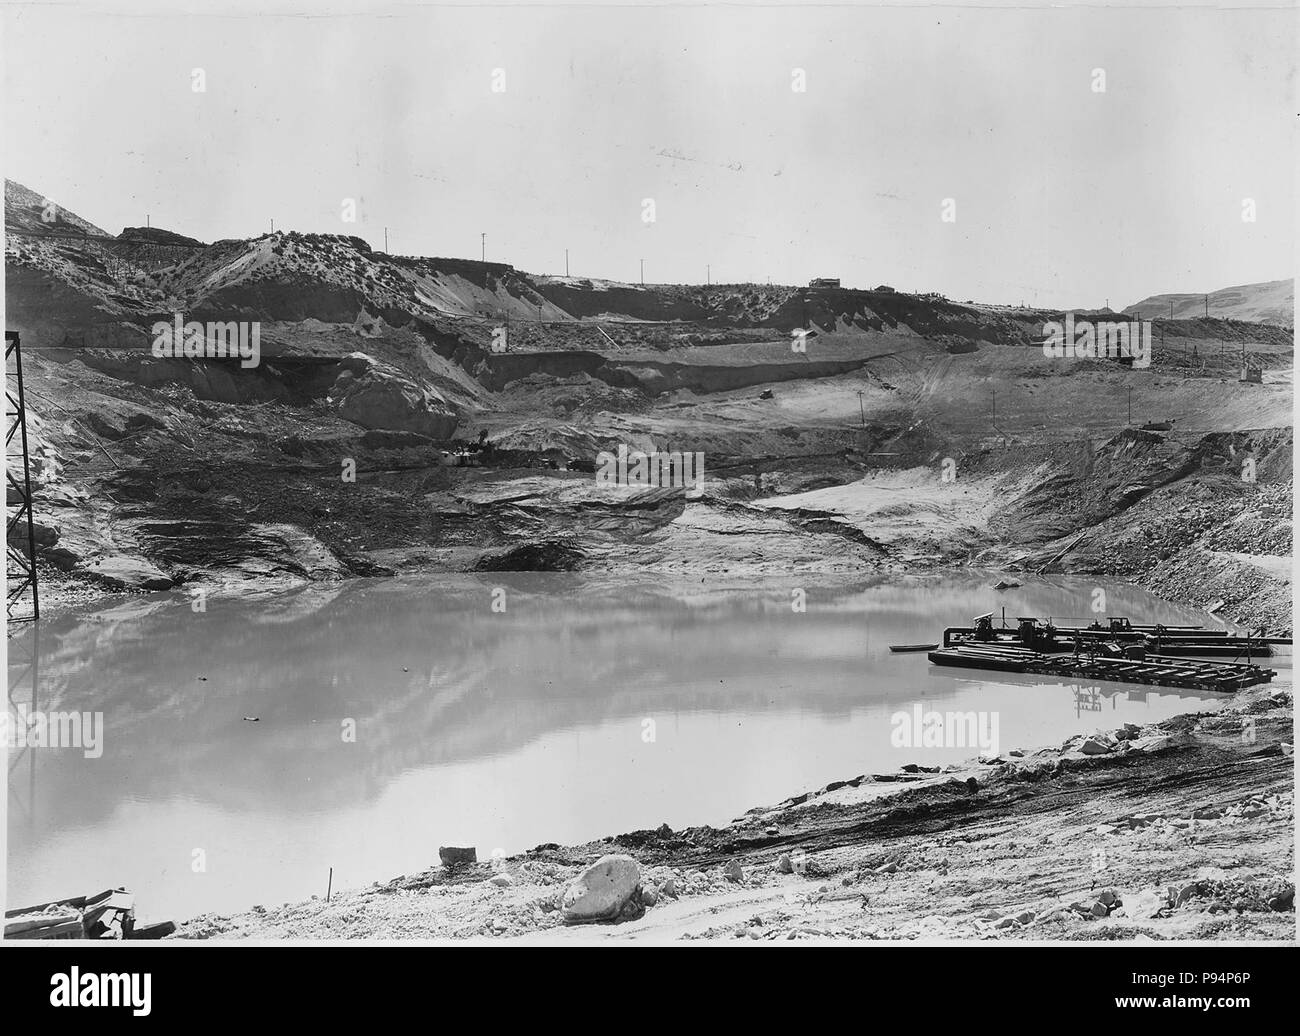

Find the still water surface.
[{"left": 8, "top": 573, "right": 1259, "bottom": 921}]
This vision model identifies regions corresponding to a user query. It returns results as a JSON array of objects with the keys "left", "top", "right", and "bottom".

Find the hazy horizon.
[{"left": 3, "top": 0, "right": 1294, "bottom": 309}]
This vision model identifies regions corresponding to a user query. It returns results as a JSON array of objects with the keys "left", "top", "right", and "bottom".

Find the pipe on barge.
[{"left": 942, "top": 616, "right": 1289, "bottom": 659}]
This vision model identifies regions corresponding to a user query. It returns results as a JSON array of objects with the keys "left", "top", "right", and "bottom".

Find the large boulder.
[
  {"left": 439, "top": 846, "right": 477, "bottom": 868},
  {"left": 330, "top": 353, "right": 457, "bottom": 439},
  {"left": 561, "top": 854, "right": 641, "bottom": 924},
  {"left": 6, "top": 518, "right": 59, "bottom": 556}
]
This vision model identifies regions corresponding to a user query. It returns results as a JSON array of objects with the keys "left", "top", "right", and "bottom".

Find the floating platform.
[
  {"left": 889, "top": 643, "right": 939, "bottom": 653},
  {"left": 928, "top": 643, "right": 1276, "bottom": 692}
]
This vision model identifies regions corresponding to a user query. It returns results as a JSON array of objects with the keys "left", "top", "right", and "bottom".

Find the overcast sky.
[{"left": 2, "top": 0, "right": 1294, "bottom": 308}]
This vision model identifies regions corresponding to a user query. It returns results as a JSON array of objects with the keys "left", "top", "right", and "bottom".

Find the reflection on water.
[{"left": 6, "top": 572, "right": 1259, "bottom": 920}]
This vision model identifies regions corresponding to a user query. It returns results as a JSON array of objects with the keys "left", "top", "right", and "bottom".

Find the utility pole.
[
  {"left": 857, "top": 389, "right": 865, "bottom": 428},
  {"left": 1127, "top": 387, "right": 1132, "bottom": 426},
  {"left": 565, "top": 249, "right": 569, "bottom": 277},
  {"left": 146, "top": 214, "right": 150, "bottom": 228},
  {"left": 270, "top": 218, "right": 275, "bottom": 233},
  {"left": 1204, "top": 295, "right": 1208, "bottom": 318},
  {"left": 991, "top": 387, "right": 996, "bottom": 429},
  {"left": 1169, "top": 300, "right": 1174, "bottom": 320},
  {"left": 384, "top": 227, "right": 388, "bottom": 253},
  {"left": 707, "top": 264, "right": 711, "bottom": 287},
  {"left": 481, "top": 233, "right": 486, "bottom": 262},
  {"left": 640, "top": 259, "right": 645, "bottom": 285}
]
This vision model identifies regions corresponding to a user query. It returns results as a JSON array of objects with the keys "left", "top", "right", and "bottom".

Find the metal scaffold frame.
[{"left": 6, "top": 330, "right": 40, "bottom": 622}]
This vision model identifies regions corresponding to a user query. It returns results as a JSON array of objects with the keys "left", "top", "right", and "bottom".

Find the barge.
[{"left": 928, "top": 642, "right": 1276, "bottom": 692}]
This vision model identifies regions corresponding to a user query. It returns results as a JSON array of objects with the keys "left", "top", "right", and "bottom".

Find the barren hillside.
[
  {"left": 4, "top": 180, "right": 1292, "bottom": 632},
  {"left": 1125, "top": 279, "right": 1293, "bottom": 328}
]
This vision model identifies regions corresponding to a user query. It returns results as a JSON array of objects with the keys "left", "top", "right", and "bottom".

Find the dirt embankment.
[
  {"left": 6, "top": 181, "right": 1293, "bottom": 628},
  {"left": 14, "top": 328, "right": 1293, "bottom": 629},
  {"left": 174, "top": 686, "right": 1294, "bottom": 941}
]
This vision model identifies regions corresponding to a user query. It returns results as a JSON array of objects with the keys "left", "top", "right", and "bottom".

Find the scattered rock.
[
  {"left": 489, "top": 873, "right": 513, "bottom": 887},
  {"left": 993, "top": 908, "right": 1036, "bottom": 929},
  {"left": 724, "top": 860, "right": 744, "bottom": 883},
  {"left": 1120, "top": 889, "right": 1166, "bottom": 920},
  {"left": 1170, "top": 881, "right": 1204, "bottom": 906},
  {"left": 439, "top": 846, "right": 477, "bottom": 868},
  {"left": 561, "top": 854, "right": 641, "bottom": 924},
  {"left": 776, "top": 854, "right": 793, "bottom": 874}
]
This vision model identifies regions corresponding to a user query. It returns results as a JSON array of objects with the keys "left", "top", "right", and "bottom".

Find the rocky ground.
[{"left": 174, "top": 685, "right": 1294, "bottom": 941}]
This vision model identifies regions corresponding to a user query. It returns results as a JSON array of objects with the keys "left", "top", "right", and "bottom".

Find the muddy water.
[{"left": 6, "top": 573, "right": 1259, "bottom": 921}]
